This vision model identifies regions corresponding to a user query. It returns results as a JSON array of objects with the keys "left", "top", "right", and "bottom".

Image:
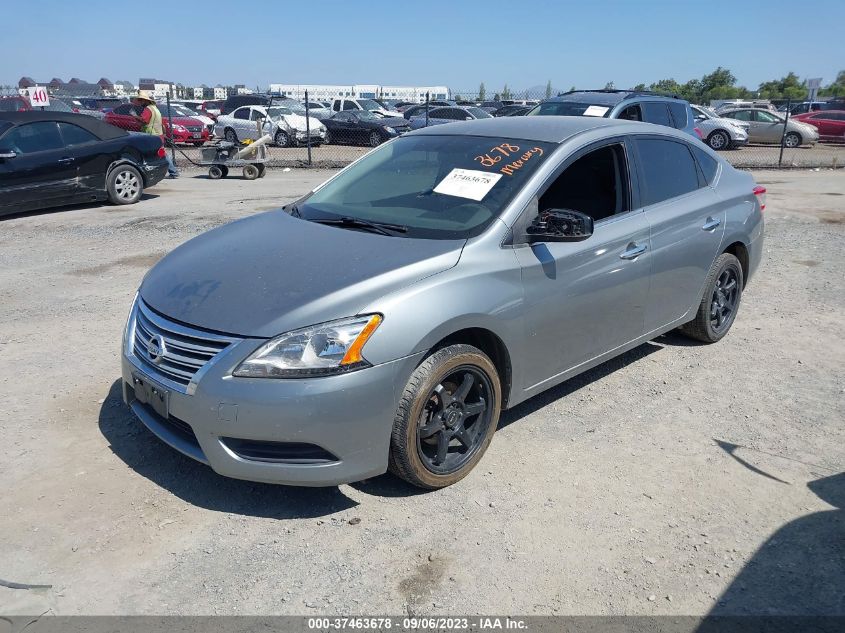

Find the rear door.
[
  {"left": 231, "top": 106, "right": 253, "bottom": 139},
  {"left": 633, "top": 136, "right": 725, "bottom": 333},
  {"left": 640, "top": 102, "right": 673, "bottom": 129},
  {"left": 751, "top": 110, "right": 783, "bottom": 142},
  {"left": 0, "top": 121, "right": 78, "bottom": 214}
]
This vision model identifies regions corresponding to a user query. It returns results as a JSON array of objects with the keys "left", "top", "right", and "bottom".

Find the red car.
[
  {"left": 792, "top": 110, "right": 845, "bottom": 143},
  {"left": 104, "top": 103, "right": 210, "bottom": 145}
]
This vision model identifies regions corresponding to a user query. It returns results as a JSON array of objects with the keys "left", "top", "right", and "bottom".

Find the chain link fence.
[{"left": 3, "top": 85, "right": 844, "bottom": 171}]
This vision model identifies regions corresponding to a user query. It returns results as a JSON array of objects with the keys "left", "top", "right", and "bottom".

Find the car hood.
[
  {"left": 139, "top": 211, "right": 464, "bottom": 338},
  {"left": 276, "top": 113, "right": 324, "bottom": 130}
]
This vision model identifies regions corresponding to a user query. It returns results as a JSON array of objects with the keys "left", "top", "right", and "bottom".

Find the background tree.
[
  {"left": 453, "top": 94, "right": 462, "bottom": 102},
  {"left": 478, "top": 82, "right": 486, "bottom": 101},
  {"left": 818, "top": 70, "right": 845, "bottom": 97},
  {"left": 545, "top": 80, "right": 552, "bottom": 99},
  {"left": 569, "top": 85, "right": 576, "bottom": 92},
  {"left": 502, "top": 84, "right": 512, "bottom": 100},
  {"left": 631, "top": 83, "right": 647, "bottom": 92},
  {"left": 757, "top": 72, "right": 807, "bottom": 100},
  {"left": 649, "top": 78, "right": 682, "bottom": 96},
  {"left": 604, "top": 81, "right": 615, "bottom": 90}
]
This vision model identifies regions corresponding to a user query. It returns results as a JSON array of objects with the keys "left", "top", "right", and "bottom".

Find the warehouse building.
[{"left": 268, "top": 84, "right": 450, "bottom": 103}]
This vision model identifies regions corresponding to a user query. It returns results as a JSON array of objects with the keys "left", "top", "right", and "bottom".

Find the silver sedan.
[
  {"left": 720, "top": 108, "right": 819, "bottom": 147},
  {"left": 123, "top": 117, "right": 765, "bottom": 489},
  {"left": 692, "top": 105, "right": 749, "bottom": 150}
]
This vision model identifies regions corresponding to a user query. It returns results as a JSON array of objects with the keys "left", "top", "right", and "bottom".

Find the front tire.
[
  {"left": 274, "top": 130, "right": 291, "bottom": 147},
  {"left": 107, "top": 164, "right": 143, "bottom": 205},
  {"left": 324, "top": 130, "right": 333, "bottom": 144},
  {"left": 369, "top": 131, "right": 382, "bottom": 147},
  {"left": 707, "top": 130, "right": 730, "bottom": 151},
  {"left": 242, "top": 164, "right": 259, "bottom": 180},
  {"left": 679, "top": 253, "right": 743, "bottom": 343},
  {"left": 389, "top": 344, "right": 501, "bottom": 489},
  {"left": 224, "top": 128, "right": 238, "bottom": 144}
]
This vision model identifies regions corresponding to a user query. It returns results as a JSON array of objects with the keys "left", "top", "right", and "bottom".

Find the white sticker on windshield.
[
  {"left": 583, "top": 105, "right": 609, "bottom": 117},
  {"left": 433, "top": 168, "right": 502, "bottom": 201}
]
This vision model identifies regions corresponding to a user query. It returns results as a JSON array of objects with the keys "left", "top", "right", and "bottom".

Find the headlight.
[
  {"left": 384, "top": 126, "right": 396, "bottom": 134},
  {"left": 173, "top": 124, "right": 187, "bottom": 133},
  {"left": 233, "top": 314, "right": 382, "bottom": 378}
]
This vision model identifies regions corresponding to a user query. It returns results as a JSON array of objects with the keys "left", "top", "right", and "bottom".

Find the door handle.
[
  {"left": 702, "top": 217, "right": 721, "bottom": 231},
  {"left": 57, "top": 157, "right": 75, "bottom": 165},
  {"left": 620, "top": 243, "right": 648, "bottom": 260}
]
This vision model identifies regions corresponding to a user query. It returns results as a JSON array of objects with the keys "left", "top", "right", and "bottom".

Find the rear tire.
[
  {"left": 784, "top": 132, "right": 802, "bottom": 148},
  {"left": 107, "top": 164, "right": 143, "bottom": 205},
  {"left": 208, "top": 165, "right": 224, "bottom": 179},
  {"left": 256, "top": 164, "right": 266, "bottom": 178},
  {"left": 224, "top": 128, "right": 238, "bottom": 144},
  {"left": 242, "top": 164, "right": 259, "bottom": 180},
  {"left": 679, "top": 253, "right": 743, "bottom": 343},
  {"left": 389, "top": 344, "right": 501, "bottom": 489}
]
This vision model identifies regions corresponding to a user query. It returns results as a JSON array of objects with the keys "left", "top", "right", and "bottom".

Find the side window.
[
  {"left": 538, "top": 144, "right": 630, "bottom": 223},
  {"left": 668, "top": 102, "right": 688, "bottom": 129},
  {"left": 58, "top": 122, "right": 98, "bottom": 146},
  {"left": 691, "top": 145, "right": 719, "bottom": 185},
  {"left": 618, "top": 105, "right": 642, "bottom": 121},
  {"left": 233, "top": 107, "right": 249, "bottom": 120},
  {"left": 635, "top": 138, "right": 701, "bottom": 205},
  {"left": 641, "top": 102, "right": 672, "bottom": 127},
  {"left": 754, "top": 111, "right": 779, "bottom": 123},
  {"left": 342, "top": 101, "right": 358, "bottom": 110},
  {"left": 332, "top": 100, "right": 340, "bottom": 111},
  {"left": 730, "top": 110, "right": 753, "bottom": 121},
  {"left": 2, "top": 122, "right": 64, "bottom": 154},
  {"left": 249, "top": 108, "right": 264, "bottom": 121}
]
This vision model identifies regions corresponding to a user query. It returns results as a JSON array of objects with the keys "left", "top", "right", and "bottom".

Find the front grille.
[
  {"left": 131, "top": 300, "right": 235, "bottom": 392},
  {"left": 186, "top": 125, "right": 203, "bottom": 133}
]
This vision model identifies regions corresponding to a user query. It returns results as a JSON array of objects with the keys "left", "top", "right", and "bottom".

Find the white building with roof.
[{"left": 268, "top": 84, "right": 449, "bottom": 103}]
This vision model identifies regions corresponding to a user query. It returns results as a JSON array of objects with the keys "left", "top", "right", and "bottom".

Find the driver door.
[{"left": 514, "top": 140, "right": 652, "bottom": 391}]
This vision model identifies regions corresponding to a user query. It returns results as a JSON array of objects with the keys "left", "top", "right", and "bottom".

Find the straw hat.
[{"left": 130, "top": 91, "right": 155, "bottom": 104}]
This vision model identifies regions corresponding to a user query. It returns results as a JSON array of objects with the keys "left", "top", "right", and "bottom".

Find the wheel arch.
[
  {"left": 426, "top": 327, "right": 513, "bottom": 409},
  {"left": 107, "top": 156, "right": 145, "bottom": 185},
  {"left": 723, "top": 240, "right": 749, "bottom": 286}
]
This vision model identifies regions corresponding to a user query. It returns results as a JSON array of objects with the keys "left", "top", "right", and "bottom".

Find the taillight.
[
  {"left": 694, "top": 127, "right": 703, "bottom": 139},
  {"left": 753, "top": 185, "right": 767, "bottom": 211},
  {"left": 157, "top": 145, "right": 166, "bottom": 158}
]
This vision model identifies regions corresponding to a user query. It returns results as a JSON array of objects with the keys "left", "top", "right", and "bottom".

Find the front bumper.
[{"left": 122, "top": 337, "right": 424, "bottom": 487}]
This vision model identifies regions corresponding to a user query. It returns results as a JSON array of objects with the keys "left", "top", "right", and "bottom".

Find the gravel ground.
[{"left": 0, "top": 169, "right": 843, "bottom": 617}]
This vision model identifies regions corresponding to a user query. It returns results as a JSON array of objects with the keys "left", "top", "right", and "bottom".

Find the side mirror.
[
  {"left": 0, "top": 148, "right": 16, "bottom": 159},
  {"left": 527, "top": 209, "right": 594, "bottom": 243}
]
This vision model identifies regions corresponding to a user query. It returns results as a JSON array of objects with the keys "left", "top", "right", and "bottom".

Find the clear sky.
[{"left": 3, "top": 0, "right": 843, "bottom": 92}]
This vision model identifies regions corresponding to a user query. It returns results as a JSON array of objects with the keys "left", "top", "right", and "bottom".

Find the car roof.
[
  {"left": 0, "top": 111, "right": 128, "bottom": 139},
  {"left": 408, "top": 115, "right": 671, "bottom": 143}
]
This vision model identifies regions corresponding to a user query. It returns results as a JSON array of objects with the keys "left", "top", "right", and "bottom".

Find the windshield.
[
  {"left": 528, "top": 101, "right": 612, "bottom": 117},
  {"left": 696, "top": 106, "right": 719, "bottom": 118},
  {"left": 355, "top": 110, "right": 381, "bottom": 121},
  {"left": 358, "top": 99, "right": 381, "bottom": 111},
  {"left": 295, "top": 134, "right": 555, "bottom": 239},
  {"left": 466, "top": 107, "right": 493, "bottom": 119}
]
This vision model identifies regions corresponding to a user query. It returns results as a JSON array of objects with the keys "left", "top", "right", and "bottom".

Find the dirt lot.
[{"left": 0, "top": 169, "right": 843, "bottom": 617}]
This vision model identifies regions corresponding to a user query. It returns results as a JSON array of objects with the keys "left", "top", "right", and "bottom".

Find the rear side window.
[
  {"left": 641, "top": 102, "right": 672, "bottom": 127},
  {"left": 3, "top": 121, "right": 64, "bottom": 154},
  {"left": 691, "top": 145, "right": 719, "bottom": 184},
  {"left": 668, "top": 102, "right": 689, "bottom": 129},
  {"left": 342, "top": 101, "right": 358, "bottom": 110},
  {"left": 58, "top": 122, "right": 98, "bottom": 146},
  {"left": 635, "top": 138, "right": 701, "bottom": 205}
]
